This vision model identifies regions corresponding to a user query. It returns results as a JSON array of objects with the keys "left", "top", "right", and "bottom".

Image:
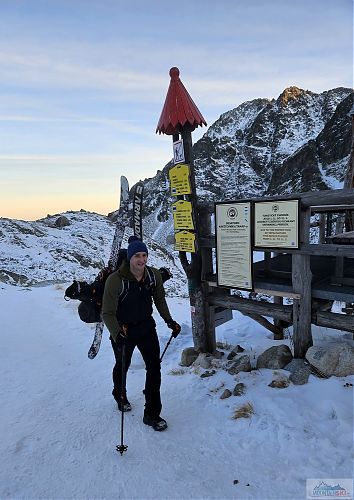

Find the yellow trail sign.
[
  {"left": 172, "top": 200, "right": 194, "bottom": 230},
  {"left": 169, "top": 164, "right": 191, "bottom": 195},
  {"left": 174, "top": 230, "right": 196, "bottom": 253}
]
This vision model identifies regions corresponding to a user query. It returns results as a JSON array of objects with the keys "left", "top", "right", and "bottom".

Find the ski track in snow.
[{"left": 0, "top": 284, "right": 353, "bottom": 500}]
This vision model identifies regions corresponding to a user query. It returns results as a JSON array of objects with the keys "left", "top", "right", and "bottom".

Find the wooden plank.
[
  {"left": 200, "top": 236, "right": 354, "bottom": 257},
  {"left": 254, "top": 287, "right": 301, "bottom": 299},
  {"left": 214, "top": 306, "right": 233, "bottom": 327},
  {"left": 314, "top": 311, "right": 354, "bottom": 334},
  {"left": 208, "top": 294, "right": 293, "bottom": 322},
  {"left": 312, "top": 287, "right": 354, "bottom": 303},
  {"left": 311, "top": 204, "right": 354, "bottom": 212},
  {"left": 242, "top": 312, "right": 286, "bottom": 338},
  {"left": 200, "top": 189, "right": 354, "bottom": 214}
]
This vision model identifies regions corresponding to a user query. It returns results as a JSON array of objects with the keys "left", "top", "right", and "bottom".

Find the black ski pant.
[{"left": 110, "top": 317, "right": 162, "bottom": 417}]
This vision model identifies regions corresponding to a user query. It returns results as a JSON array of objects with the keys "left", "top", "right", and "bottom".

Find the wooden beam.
[
  {"left": 313, "top": 311, "right": 354, "bottom": 334},
  {"left": 242, "top": 312, "right": 286, "bottom": 338},
  {"left": 311, "top": 204, "right": 354, "bottom": 212},
  {"left": 200, "top": 189, "right": 354, "bottom": 214},
  {"left": 208, "top": 293, "right": 293, "bottom": 322},
  {"left": 200, "top": 236, "right": 354, "bottom": 257},
  {"left": 254, "top": 287, "right": 301, "bottom": 299}
]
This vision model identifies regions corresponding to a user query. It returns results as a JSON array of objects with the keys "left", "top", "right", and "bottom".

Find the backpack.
[
  {"left": 118, "top": 265, "right": 156, "bottom": 305},
  {"left": 64, "top": 249, "right": 172, "bottom": 324}
]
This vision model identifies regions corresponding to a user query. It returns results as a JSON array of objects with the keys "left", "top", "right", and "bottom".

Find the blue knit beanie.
[{"left": 127, "top": 236, "right": 148, "bottom": 261}]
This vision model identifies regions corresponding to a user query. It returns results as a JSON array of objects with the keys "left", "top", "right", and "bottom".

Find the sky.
[{"left": 0, "top": 0, "right": 353, "bottom": 220}]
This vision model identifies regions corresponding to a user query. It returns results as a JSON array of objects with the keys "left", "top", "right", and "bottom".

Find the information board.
[
  {"left": 171, "top": 200, "right": 194, "bottom": 230},
  {"left": 174, "top": 230, "right": 196, "bottom": 253},
  {"left": 215, "top": 202, "right": 253, "bottom": 290},
  {"left": 169, "top": 164, "right": 191, "bottom": 195},
  {"left": 254, "top": 199, "right": 299, "bottom": 248}
]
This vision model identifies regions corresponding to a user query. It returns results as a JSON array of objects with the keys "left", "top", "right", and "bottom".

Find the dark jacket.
[{"left": 102, "top": 260, "right": 172, "bottom": 343}]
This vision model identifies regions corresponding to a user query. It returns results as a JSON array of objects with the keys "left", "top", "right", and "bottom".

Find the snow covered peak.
[{"left": 132, "top": 86, "right": 353, "bottom": 245}]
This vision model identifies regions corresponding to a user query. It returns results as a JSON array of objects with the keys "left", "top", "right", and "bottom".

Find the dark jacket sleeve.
[
  {"left": 102, "top": 271, "right": 122, "bottom": 343},
  {"left": 151, "top": 268, "right": 172, "bottom": 323}
]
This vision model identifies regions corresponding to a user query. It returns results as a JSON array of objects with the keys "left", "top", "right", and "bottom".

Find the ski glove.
[
  {"left": 166, "top": 319, "right": 181, "bottom": 338},
  {"left": 118, "top": 323, "right": 129, "bottom": 339}
]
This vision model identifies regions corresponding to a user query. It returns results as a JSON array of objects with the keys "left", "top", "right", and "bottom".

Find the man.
[{"left": 102, "top": 237, "right": 181, "bottom": 431}]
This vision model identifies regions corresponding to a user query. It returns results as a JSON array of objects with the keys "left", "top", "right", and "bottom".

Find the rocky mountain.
[
  {"left": 0, "top": 211, "right": 187, "bottom": 296},
  {"left": 1, "top": 86, "right": 353, "bottom": 289},
  {"left": 139, "top": 86, "right": 353, "bottom": 244}
]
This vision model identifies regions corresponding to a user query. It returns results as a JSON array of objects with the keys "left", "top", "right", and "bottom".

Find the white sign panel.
[
  {"left": 215, "top": 202, "right": 253, "bottom": 290},
  {"left": 173, "top": 139, "right": 185, "bottom": 164},
  {"left": 255, "top": 199, "right": 299, "bottom": 248}
]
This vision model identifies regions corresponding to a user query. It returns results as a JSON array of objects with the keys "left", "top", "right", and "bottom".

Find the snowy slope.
[
  {"left": 0, "top": 211, "right": 187, "bottom": 296},
  {"left": 0, "top": 283, "right": 353, "bottom": 500}
]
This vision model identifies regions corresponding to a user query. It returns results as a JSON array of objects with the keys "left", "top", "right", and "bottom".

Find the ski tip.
[{"left": 87, "top": 348, "right": 98, "bottom": 359}]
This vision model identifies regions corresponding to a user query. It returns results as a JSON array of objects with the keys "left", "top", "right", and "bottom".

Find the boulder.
[
  {"left": 227, "top": 355, "right": 252, "bottom": 375},
  {"left": 233, "top": 383, "right": 246, "bottom": 396},
  {"left": 200, "top": 370, "right": 216, "bottom": 378},
  {"left": 268, "top": 376, "right": 290, "bottom": 389},
  {"left": 180, "top": 347, "right": 199, "bottom": 367},
  {"left": 227, "top": 345, "right": 245, "bottom": 360},
  {"left": 193, "top": 353, "right": 212, "bottom": 369},
  {"left": 256, "top": 345, "right": 293, "bottom": 370},
  {"left": 220, "top": 389, "right": 232, "bottom": 399},
  {"left": 284, "top": 358, "right": 311, "bottom": 385},
  {"left": 54, "top": 216, "right": 70, "bottom": 228},
  {"left": 306, "top": 344, "right": 354, "bottom": 377}
]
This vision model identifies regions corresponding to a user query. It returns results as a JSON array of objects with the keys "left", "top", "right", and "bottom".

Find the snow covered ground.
[{"left": 0, "top": 283, "right": 353, "bottom": 500}]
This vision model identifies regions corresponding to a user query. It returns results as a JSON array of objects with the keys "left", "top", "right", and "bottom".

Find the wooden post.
[
  {"left": 156, "top": 67, "right": 209, "bottom": 352},
  {"left": 273, "top": 295, "right": 285, "bottom": 340},
  {"left": 292, "top": 207, "right": 313, "bottom": 358},
  {"left": 270, "top": 251, "right": 285, "bottom": 339},
  {"left": 178, "top": 125, "right": 216, "bottom": 353}
]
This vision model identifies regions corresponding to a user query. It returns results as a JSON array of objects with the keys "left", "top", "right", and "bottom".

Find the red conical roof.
[{"left": 156, "top": 67, "right": 207, "bottom": 135}]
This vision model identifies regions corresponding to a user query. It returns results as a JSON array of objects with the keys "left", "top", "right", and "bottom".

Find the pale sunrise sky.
[{"left": 0, "top": 0, "right": 353, "bottom": 220}]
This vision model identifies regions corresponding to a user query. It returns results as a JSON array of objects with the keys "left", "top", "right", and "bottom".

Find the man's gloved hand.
[
  {"left": 166, "top": 319, "right": 181, "bottom": 338},
  {"left": 118, "top": 324, "right": 128, "bottom": 339}
]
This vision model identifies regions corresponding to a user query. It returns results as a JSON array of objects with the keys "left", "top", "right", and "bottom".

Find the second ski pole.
[
  {"left": 116, "top": 336, "right": 128, "bottom": 456},
  {"left": 160, "top": 333, "right": 174, "bottom": 363}
]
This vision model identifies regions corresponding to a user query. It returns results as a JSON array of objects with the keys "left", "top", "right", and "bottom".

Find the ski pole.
[
  {"left": 116, "top": 340, "right": 128, "bottom": 456},
  {"left": 160, "top": 333, "right": 174, "bottom": 363}
]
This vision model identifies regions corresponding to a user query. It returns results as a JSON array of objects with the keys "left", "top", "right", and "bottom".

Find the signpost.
[{"left": 215, "top": 202, "right": 253, "bottom": 290}]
